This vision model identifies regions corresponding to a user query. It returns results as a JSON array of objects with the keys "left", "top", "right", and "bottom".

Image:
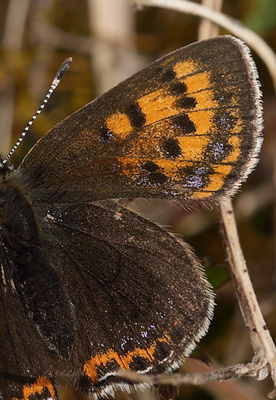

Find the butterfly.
[{"left": 0, "top": 35, "right": 262, "bottom": 399}]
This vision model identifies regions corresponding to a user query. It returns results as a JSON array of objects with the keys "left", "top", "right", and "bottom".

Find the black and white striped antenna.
[{"left": 2, "top": 57, "right": 72, "bottom": 166}]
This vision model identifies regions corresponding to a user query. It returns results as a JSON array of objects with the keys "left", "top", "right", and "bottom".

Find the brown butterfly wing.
[
  {"left": 39, "top": 200, "right": 213, "bottom": 397},
  {"left": 18, "top": 36, "right": 262, "bottom": 205}
]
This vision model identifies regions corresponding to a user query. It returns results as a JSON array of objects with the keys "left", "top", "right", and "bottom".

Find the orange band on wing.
[
  {"left": 12, "top": 377, "right": 55, "bottom": 400},
  {"left": 83, "top": 334, "right": 171, "bottom": 383}
]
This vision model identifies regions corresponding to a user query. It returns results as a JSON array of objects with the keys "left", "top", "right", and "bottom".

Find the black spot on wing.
[
  {"left": 176, "top": 96, "right": 197, "bottom": 109},
  {"left": 170, "top": 81, "right": 187, "bottom": 95},
  {"left": 162, "top": 68, "right": 176, "bottom": 82},
  {"left": 179, "top": 166, "right": 211, "bottom": 189},
  {"left": 148, "top": 172, "right": 168, "bottom": 185},
  {"left": 162, "top": 138, "right": 182, "bottom": 158},
  {"left": 172, "top": 114, "right": 196, "bottom": 134},
  {"left": 98, "top": 125, "right": 114, "bottom": 142},
  {"left": 143, "top": 161, "right": 159, "bottom": 172},
  {"left": 205, "top": 136, "right": 232, "bottom": 164},
  {"left": 125, "top": 103, "right": 146, "bottom": 129},
  {"left": 142, "top": 161, "right": 168, "bottom": 185}
]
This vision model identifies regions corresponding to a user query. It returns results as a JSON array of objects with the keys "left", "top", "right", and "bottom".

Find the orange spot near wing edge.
[
  {"left": 12, "top": 377, "right": 55, "bottom": 400},
  {"left": 173, "top": 59, "right": 200, "bottom": 79},
  {"left": 84, "top": 334, "right": 171, "bottom": 383}
]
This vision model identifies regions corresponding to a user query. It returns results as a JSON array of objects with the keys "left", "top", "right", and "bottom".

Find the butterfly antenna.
[{"left": 2, "top": 57, "right": 72, "bottom": 165}]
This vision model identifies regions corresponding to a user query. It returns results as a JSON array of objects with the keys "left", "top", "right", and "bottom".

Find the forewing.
[
  {"left": 19, "top": 36, "right": 262, "bottom": 204},
  {"left": 39, "top": 200, "right": 213, "bottom": 397}
]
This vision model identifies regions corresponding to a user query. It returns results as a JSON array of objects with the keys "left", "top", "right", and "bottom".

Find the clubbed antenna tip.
[{"left": 56, "top": 57, "right": 73, "bottom": 81}]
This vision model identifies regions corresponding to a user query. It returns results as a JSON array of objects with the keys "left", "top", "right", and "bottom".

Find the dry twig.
[{"left": 118, "top": 358, "right": 267, "bottom": 386}]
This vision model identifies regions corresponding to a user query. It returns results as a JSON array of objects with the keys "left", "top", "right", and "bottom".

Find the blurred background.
[{"left": 0, "top": 0, "right": 276, "bottom": 399}]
